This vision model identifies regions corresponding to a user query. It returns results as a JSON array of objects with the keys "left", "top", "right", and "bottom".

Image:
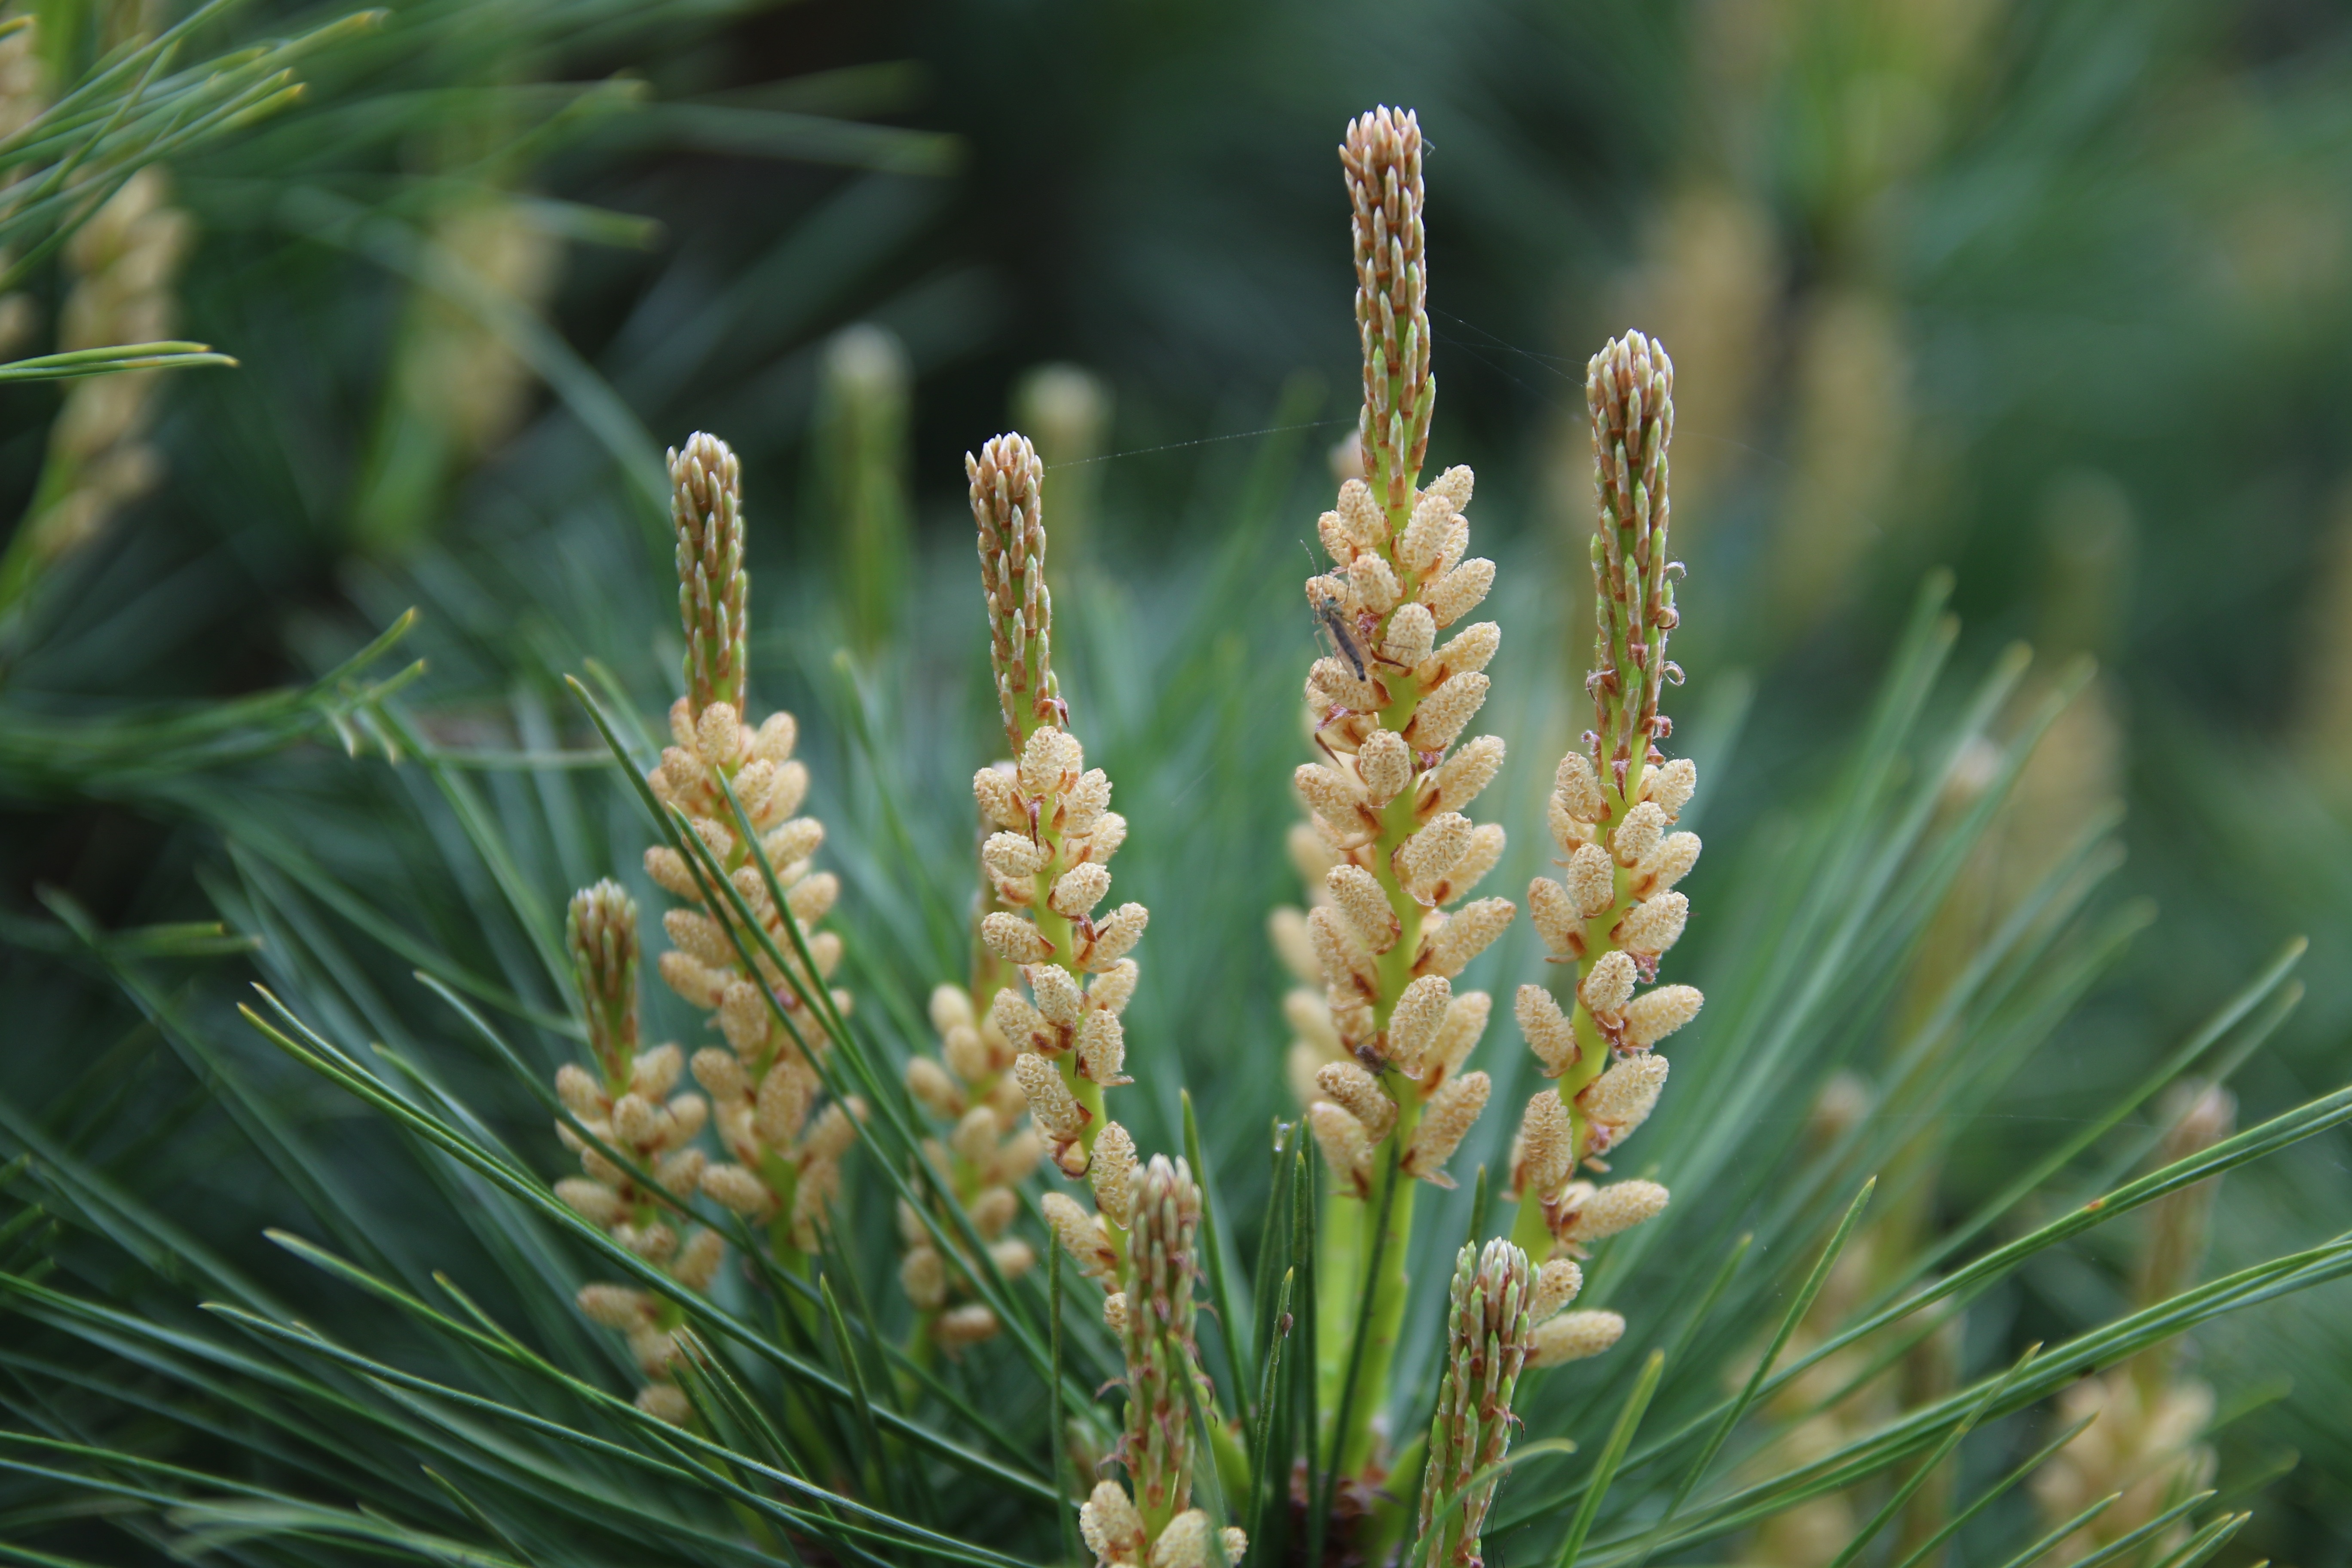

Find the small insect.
[{"left": 1306, "top": 576, "right": 1370, "bottom": 681}]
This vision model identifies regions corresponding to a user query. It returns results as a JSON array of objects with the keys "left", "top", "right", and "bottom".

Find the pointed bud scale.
[
  {"left": 1624, "top": 983, "right": 1703, "bottom": 1046},
  {"left": 1316, "top": 1060, "right": 1397, "bottom": 1142},
  {"left": 1387, "top": 974, "right": 1453, "bottom": 1073},
  {"left": 1530, "top": 1308, "right": 1625, "bottom": 1367},
  {"left": 1404, "top": 1070, "right": 1489, "bottom": 1186},
  {"left": 1513, "top": 1090, "right": 1574, "bottom": 1201}
]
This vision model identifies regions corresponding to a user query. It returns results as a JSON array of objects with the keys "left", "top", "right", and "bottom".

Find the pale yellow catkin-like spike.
[
  {"left": 1404, "top": 1070, "right": 1489, "bottom": 1185},
  {"left": 1309, "top": 906, "right": 1378, "bottom": 995},
  {"left": 1530, "top": 1309, "right": 1625, "bottom": 1368},
  {"left": 1624, "top": 983, "right": 1704, "bottom": 1046},
  {"left": 1516, "top": 985, "right": 1580, "bottom": 1076},
  {"left": 934, "top": 1304, "right": 1000, "bottom": 1348},
  {"left": 1081, "top": 903, "right": 1150, "bottom": 971},
  {"left": 1014, "top": 1053, "right": 1087, "bottom": 1143},
  {"left": 1427, "top": 557, "right": 1495, "bottom": 626}
]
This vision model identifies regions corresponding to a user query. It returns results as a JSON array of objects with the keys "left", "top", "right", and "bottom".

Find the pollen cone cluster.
[
  {"left": 642, "top": 433, "right": 861, "bottom": 1252},
  {"left": 553, "top": 881, "right": 724, "bottom": 1425},
  {"left": 968, "top": 433, "right": 1146, "bottom": 1181},
  {"left": 896, "top": 981, "right": 1045, "bottom": 1348},
  {"left": 1282, "top": 108, "right": 1513, "bottom": 1201},
  {"left": 1510, "top": 334, "right": 1696, "bottom": 1288}
]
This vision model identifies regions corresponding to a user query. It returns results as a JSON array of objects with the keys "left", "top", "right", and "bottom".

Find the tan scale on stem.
[
  {"left": 553, "top": 880, "right": 724, "bottom": 1425},
  {"left": 1508, "top": 334, "right": 1698, "bottom": 1287},
  {"left": 640, "top": 432, "right": 862, "bottom": 1261}
]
